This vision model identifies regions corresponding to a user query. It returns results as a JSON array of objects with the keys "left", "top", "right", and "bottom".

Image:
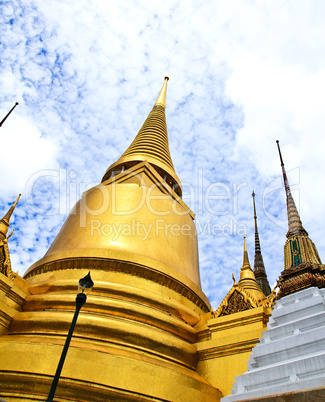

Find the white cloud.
[{"left": 0, "top": 111, "right": 58, "bottom": 193}]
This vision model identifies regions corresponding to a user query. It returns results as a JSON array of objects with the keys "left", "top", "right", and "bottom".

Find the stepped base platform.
[{"left": 222, "top": 287, "right": 325, "bottom": 401}]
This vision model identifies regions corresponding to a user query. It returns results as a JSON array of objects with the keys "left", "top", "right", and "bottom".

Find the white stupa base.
[{"left": 222, "top": 287, "right": 325, "bottom": 401}]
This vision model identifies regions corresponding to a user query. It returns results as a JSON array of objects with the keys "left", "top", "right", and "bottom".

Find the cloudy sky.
[{"left": 1, "top": 0, "right": 325, "bottom": 308}]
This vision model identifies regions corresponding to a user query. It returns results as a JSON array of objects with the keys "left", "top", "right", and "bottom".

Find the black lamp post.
[{"left": 46, "top": 272, "right": 94, "bottom": 402}]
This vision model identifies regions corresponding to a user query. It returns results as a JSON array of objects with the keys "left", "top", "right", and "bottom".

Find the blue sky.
[{"left": 1, "top": 0, "right": 325, "bottom": 308}]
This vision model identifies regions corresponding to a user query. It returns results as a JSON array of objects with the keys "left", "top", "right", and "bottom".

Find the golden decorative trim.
[
  {"left": 4, "top": 287, "right": 26, "bottom": 307},
  {"left": 24, "top": 257, "right": 210, "bottom": 312},
  {"left": 198, "top": 338, "right": 260, "bottom": 360},
  {"left": 0, "top": 242, "right": 13, "bottom": 279},
  {"left": 0, "top": 310, "right": 12, "bottom": 329},
  {"left": 0, "top": 371, "right": 171, "bottom": 402},
  {"left": 0, "top": 276, "right": 11, "bottom": 294},
  {"left": 196, "top": 328, "right": 211, "bottom": 342},
  {"left": 101, "top": 161, "right": 194, "bottom": 219},
  {"left": 208, "top": 311, "right": 270, "bottom": 334},
  {"left": 219, "top": 289, "right": 253, "bottom": 316},
  {"left": 277, "top": 262, "right": 325, "bottom": 299},
  {"left": 213, "top": 285, "right": 259, "bottom": 318}
]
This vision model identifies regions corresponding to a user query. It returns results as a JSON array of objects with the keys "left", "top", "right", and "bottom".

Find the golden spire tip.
[
  {"left": 2, "top": 194, "right": 21, "bottom": 223},
  {"left": 155, "top": 77, "right": 169, "bottom": 108},
  {"left": 0, "top": 194, "right": 21, "bottom": 240},
  {"left": 242, "top": 237, "right": 250, "bottom": 267}
]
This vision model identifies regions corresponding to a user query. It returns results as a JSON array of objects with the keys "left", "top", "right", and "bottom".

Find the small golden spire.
[
  {"left": 232, "top": 271, "right": 237, "bottom": 286},
  {"left": 155, "top": 77, "right": 169, "bottom": 108},
  {"left": 239, "top": 237, "right": 265, "bottom": 301},
  {"left": 242, "top": 237, "right": 250, "bottom": 268},
  {"left": 2, "top": 194, "right": 21, "bottom": 224},
  {"left": 0, "top": 194, "right": 21, "bottom": 240}
]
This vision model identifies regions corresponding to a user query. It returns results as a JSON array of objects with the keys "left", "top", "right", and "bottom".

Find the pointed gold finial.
[
  {"left": 232, "top": 271, "right": 237, "bottom": 286},
  {"left": 0, "top": 194, "right": 21, "bottom": 240},
  {"left": 239, "top": 237, "right": 266, "bottom": 301},
  {"left": 243, "top": 237, "right": 250, "bottom": 268},
  {"left": 155, "top": 77, "right": 169, "bottom": 108},
  {"left": 2, "top": 194, "right": 21, "bottom": 224},
  {"left": 101, "top": 77, "right": 182, "bottom": 196}
]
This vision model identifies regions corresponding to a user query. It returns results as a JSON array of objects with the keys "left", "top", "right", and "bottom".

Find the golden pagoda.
[
  {"left": 0, "top": 78, "right": 222, "bottom": 401},
  {"left": 0, "top": 79, "right": 283, "bottom": 401}
]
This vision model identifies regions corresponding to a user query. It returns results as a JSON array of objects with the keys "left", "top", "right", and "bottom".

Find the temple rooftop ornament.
[
  {"left": 238, "top": 237, "right": 266, "bottom": 302},
  {"left": 0, "top": 102, "right": 19, "bottom": 128},
  {"left": 0, "top": 195, "right": 20, "bottom": 278},
  {"left": 101, "top": 77, "right": 182, "bottom": 196},
  {"left": 214, "top": 238, "right": 269, "bottom": 317},
  {"left": 252, "top": 191, "right": 271, "bottom": 296},
  {"left": 0, "top": 194, "right": 21, "bottom": 241},
  {"left": 276, "top": 140, "right": 325, "bottom": 298}
]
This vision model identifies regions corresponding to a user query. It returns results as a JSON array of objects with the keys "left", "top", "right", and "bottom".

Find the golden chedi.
[{"left": 0, "top": 78, "right": 221, "bottom": 401}]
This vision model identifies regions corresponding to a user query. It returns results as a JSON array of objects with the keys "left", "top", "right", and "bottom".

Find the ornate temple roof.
[{"left": 215, "top": 238, "right": 268, "bottom": 317}]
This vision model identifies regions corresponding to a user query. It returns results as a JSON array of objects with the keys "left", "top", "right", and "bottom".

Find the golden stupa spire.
[
  {"left": 242, "top": 237, "right": 250, "bottom": 268},
  {"left": 239, "top": 237, "right": 265, "bottom": 302},
  {"left": 215, "top": 237, "right": 270, "bottom": 317},
  {"left": 0, "top": 194, "right": 21, "bottom": 240},
  {"left": 154, "top": 76, "right": 169, "bottom": 107},
  {"left": 102, "top": 77, "right": 182, "bottom": 196}
]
